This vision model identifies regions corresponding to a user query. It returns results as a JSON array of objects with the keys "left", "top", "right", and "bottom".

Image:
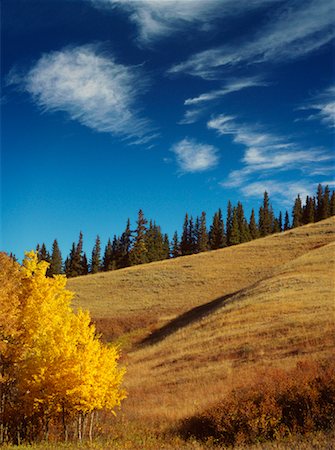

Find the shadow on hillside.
[{"left": 138, "top": 288, "right": 245, "bottom": 347}]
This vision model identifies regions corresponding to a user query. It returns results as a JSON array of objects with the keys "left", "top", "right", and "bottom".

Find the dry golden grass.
[{"left": 68, "top": 217, "right": 335, "bottom": 445}]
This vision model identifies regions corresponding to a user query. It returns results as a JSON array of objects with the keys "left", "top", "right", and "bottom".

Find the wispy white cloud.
[
  {"left": 7, "top": 44, "right": 153, "bottom": 141},
  {"left": 171, "top": 138, "right": 219, "bottom": 173},
  {"left": 169, "top": 0, "right": 335, "bottom": 79},
  {"left": 297, "top": 84, "right": 335, "bottom": 129},
  {"left": 184, "top": 77, "right": 268, "bottom": 106},
  {"left": 178, "top": 107, "right": 206, "bottom": 125},
  {"left": 239, "top": 180, "right": 316, "bottom": 205},
  {"left": 208, "top": 114, "right": 333, "bottom": 198},
  {"left": 91, "top": 0, "right": 280, "bottom": 45}
]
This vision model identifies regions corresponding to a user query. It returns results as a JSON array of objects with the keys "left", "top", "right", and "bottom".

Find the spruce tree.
[
  {"left": 315, "top": 184, "right": 323, "bottom": 222},
  {"left": 103, "top": 239, "right": 114, "bottom": 271},
  {"left": 198, "top": 211, "right": 209, "bottom": 252},
  {"left": 65, "top": 232, "right": 84, "bottom": 277},
  {"left": 226, "top": 201, "right": 233, "bottom": 246},
  {"left": 48, "top": 239, "right": 62, "bottom": 276},
  {"left": 302, "top": 196, "right": 315, "bottom": 224},
  {"left": 90, "top": 235, "right": 101, "bottom": 274},
  {"left": 278, "top": 211, "right": 283, "bottom": 232},
  {"left": 163, "top": 233, "right": 170, "bottom": 259},
  {"left": 330, "top": 191, "right": 335, "bottom": 216},
  {"left": 38, "top": 243, "right": 50, "bottom": 263},
  {"left": 292, "top": 195, "right": 303, "bottom": 228},
  {"left": 189, "top": 216, "right": 197, "bottom": 254},
  {"left": 321, "top": 185, "right": 330, "bottom": 220},
  {"left": 81, "top": 252, "right": 89, "bottom": 275},
  {"left": 284, "top": 210, "right": 290, "bottom": 231},
  {"left": 237, "top": 202, "right": 250, "bottom": 242},
  {"left": 249, "top": 209, "right": 259, "bottom": 240},
  {"left": 171, "top": 231, "right": 180, "bottom": 258},
  {"left": 180, "top": 213, "right": 191, "bottom": 255},
  {"left": 258, "top": 191, "right": 273, "bottom": 236},
  {"left": 119, "top": 219, "right": 132, "bottom": 268},
  {"left": 209, "top": 209, "right": 225, "bottom": 249},
  {"left": 230, "top": 207, "right": 240, "bottom": 245},
  {"left": 130, "top": 210, "right": 148, "bottom": 265}
]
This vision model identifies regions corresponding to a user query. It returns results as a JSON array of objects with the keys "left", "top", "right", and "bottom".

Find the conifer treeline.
[{"left": 36, "top": 184, "right": 335, "bottom": 278}]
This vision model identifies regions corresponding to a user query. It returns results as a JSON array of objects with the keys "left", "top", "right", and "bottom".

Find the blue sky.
[{"left": 1, "top": 0, "right": 334, "bottom": 259}]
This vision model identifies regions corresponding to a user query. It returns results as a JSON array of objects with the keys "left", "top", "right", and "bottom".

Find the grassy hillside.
[{"left": 68, "top": 218, "right": 335, "bottom": 446}]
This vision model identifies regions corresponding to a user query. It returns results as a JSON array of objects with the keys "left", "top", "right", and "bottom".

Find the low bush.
[{"left": 179, "top": 359, "right": 335, "bottom": 446}]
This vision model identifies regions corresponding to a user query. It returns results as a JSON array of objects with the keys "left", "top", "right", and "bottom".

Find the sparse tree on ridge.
[
  {"left": 48, "top": 239, "right": 62, "bottom": 276},
  {"left": 259, "top": 191, "right": 274, "bottom": 237},
  {"left": 90, "top": 235, "right": 101, "bottom": 274},
  {"left": 292, "top": 195, "right": 303, "bottom": 228},
  {"left": 230, "top": 207, "right": 240, "bottom": 246},
  {"left": 249, "top": 209, "right": 259, "bottom": 239},
  {"left": 130, "top": 210, "right": 148, "bottom": 265},
  {"left": 283, "top": 211, "right": 290, "bottom": 231},
  {"left": 330, "top": 191, "right": 335, "bottom": 216},
  {"left": 209, "top": 209, "right": 225, "bottom": 250},
  {"left": 197, "top": 211, "right": 209, "bottom": 252},
  {"left": 103, "top": 238, "right": 114, "bottom": 271},
  {"left": 226, "top": 201, "right": 233, "bottom": 246},
  {"left": 171, "top": 231, "right": 180, "bottom": 258}
]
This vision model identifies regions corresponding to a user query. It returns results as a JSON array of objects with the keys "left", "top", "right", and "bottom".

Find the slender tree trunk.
[
  {"left": 89, "top": 411, "right": 95, "bottom": 442},
  {"left": 0, "top": 390, "right": 5, "bottom": 444},
  {"left": 62, "top": 404, "right": 68, "bottom": 442}
]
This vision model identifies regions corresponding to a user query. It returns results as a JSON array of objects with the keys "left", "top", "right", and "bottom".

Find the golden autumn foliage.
[{"left": 0, "top": 252, "right": 126, "bottom": 443}]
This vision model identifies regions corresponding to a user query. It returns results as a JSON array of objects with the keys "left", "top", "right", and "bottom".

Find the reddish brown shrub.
[{"left": 179, "top": 359, "right": 335, "bottom": 446}]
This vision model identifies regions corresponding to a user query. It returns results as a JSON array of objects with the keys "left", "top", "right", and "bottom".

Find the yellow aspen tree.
[
  {"left": 0, "top": 253, "right": 22, "bottom": 443},
  {"left": 1, "top": 251, "right": 126, "bottom": 443}
]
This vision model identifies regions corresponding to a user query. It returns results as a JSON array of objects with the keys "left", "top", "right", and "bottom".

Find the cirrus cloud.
[
  {"left": 171, "top": 137, "right": 219, "bottom": 173},
  {"left": 7, "top": 44, "right": 153, "bottom": 141}
]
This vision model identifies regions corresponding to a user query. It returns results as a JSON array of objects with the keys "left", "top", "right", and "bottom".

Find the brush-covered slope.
[
  {"left": 122, "top": 241, "right": 335, "bottom": 426},
  {"left": 68, "top": 218, "right": 335, "bottom": 430},
  {"left": 69, "top": 218, "right": 335, "bottom": 342}
]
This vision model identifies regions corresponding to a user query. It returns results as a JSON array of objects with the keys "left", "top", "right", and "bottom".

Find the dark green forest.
[{"left": 33, "top": 184, "right": 335, "bottom": 278}]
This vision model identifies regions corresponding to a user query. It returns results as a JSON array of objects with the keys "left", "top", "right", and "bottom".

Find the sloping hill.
[
  {"left": 69, "top": 217, "right": 335, "bottom": 343},
  {"left": 68, "top": 218, "right": 335, "bottom": 437},
  {"left": 122, "top": 241, "right": 335, "bottom": 427}
]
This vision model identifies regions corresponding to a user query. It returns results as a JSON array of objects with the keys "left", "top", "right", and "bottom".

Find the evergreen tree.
[
  {"left": 48, "top": 239, "right": 62, "bottom": 276},
  {"left": 130, "top": 210, "right": 148, "bottom": 265},
  {"left": 284, "top": 210, "right": 290, "bottom": 231},
  {"left": 278, "top": 211, "right": 283, "bottom": 232},
  {"left": 113, "top": 235, "right": 124, "bottom": 269},
  {"left": 330, "top": 191, "right": 335, "bottom": 216},
  {"left": 171, "top": 231, "right": 180, "bottom": 258},
  {"left": 180, "top": 213, "right": 191, "bottom": 255},
  {"left": 226, "top": 201, "right": 233, "bottom": 246},
  {"left": 65, "top": 232, "right": 84, "bottom": 277},
  {"left": 237, "top": 202, "right": 250, "bottom": 243},
  {"left": 38, "top": 243, "right": 50, "bottom": 263},
  {"left": 198, "top": 211, "right": 209, "bottom": 252},
  {"left": 302, "top": 196, "right": 315, "bottom": 224},
  {"left": 249, "top": 209, "right": 259, "bottom": 240},
  {"left": 163, "top": 233, "right": 170, "bottom": 259},
  {"left": 145, "top": 221, "right": 166, "bottom": 262},
  {"left": 119, "top": 219, "right": 132, "bottom": 268},
  {"left": 315, "top": 183, "right": 323, "bottom": 222},
  {"left": 292, "top": 194, "right": 303, "bottom": 228},
  {"left": 90, "top": 235, "right": 101, "bottom": 274},
  {"left": 272, "top": 218, "right": 281, "bottom": 233},
  {"left": 230, "top": 207, "right": 240, "bottom": 245},
  {"left": 209, "top": 209, "right": 225, "bottom": 250},
  {"left": 103, "top": 238, "right": 114, "bottom": 271},
  {"left": 321, "top": 185, "right": 330, "bottom": 220},
  {"left": 188, "top": 216, "right": 197, "bottom": 254},
  {"left": 258, "top": 191, "right": 273, "bottom": 237},
  {"left": 81, "top": 252, "right": 89, "bottom": 275}
]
